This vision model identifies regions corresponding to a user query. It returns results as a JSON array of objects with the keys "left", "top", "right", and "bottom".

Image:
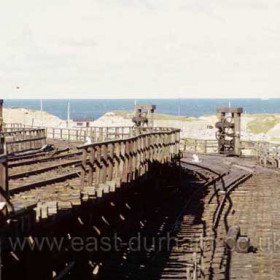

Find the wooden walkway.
[
  {"left": 160, "top": 154, "right": 280, "bottom": 279},
  {"left": 1, "top": 126, "right": 280, "bottom": 279},
  {"left": 6, "top": 127, "right": 180, "bottom": 221}
]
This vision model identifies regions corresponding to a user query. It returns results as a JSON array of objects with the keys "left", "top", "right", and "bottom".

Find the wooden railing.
[
  {"left": 77, "top": 128, "right": 180, "bottom": 195},
  {"left": 43, "top": 126, "right": 174, "bottom": 142},
  {"left": 4, "top": 123, "right": 175, "bottom": 143},
  {"left": 5, "top": 124, "right": 135, "bottom": 142},
  {"left": 180, "top": 138, "right": 219, "bottom": 154},
  {"left": 3, "top": 123, "right": 25, "bottom": 131},
  {"left": 180, "top": 138, "right": 278, "bottom": 157},
  {"left": 0, "top": 129, "right": 47, "bottom": 154},
  {"left": 44, "top": 126, "right": 136, "bottom": 142}
]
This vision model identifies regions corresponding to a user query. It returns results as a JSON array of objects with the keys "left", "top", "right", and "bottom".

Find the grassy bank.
[{"left": 247, "top": 115, "right": 279, "bottom": 134}]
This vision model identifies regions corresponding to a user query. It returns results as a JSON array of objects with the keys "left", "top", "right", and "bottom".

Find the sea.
[{"left": 3, "top": 99, "right": 280, "bottom": 120}]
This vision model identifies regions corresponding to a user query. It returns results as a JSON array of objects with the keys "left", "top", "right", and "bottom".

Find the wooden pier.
[{"left": 0, "top": 122, "right": 280, "bottom": 279}]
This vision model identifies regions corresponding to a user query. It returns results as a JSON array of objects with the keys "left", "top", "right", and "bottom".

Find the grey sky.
[{"left": 1, "top": 0, "right": 280, "bottom": 99}]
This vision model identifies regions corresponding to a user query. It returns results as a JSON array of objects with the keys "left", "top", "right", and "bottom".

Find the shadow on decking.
[{"left": 1, "top": 162, "right": 243, "bottom": 280}]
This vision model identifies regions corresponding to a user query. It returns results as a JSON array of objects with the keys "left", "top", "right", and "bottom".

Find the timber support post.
[{"left": 0, "top": 100, "right": 8, "bottom": 217}]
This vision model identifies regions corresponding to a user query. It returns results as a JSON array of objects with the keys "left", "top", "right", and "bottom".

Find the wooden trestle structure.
[
  {"left": 0, "top": 125, "right": 181, "bottom": 279},
  {"left": 79, "top": 128, "right": 180, "bottom": 192},
  {"left": 0, "top": 127, "right": 180, "bottom": 220},
  {"left": 1, "top": 111, "right": 280, "bottom": 279}
]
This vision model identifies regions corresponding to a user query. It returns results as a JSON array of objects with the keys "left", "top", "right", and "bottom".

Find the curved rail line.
[{"left": 93, "top": 156, "right": 253, "bottom": 279}]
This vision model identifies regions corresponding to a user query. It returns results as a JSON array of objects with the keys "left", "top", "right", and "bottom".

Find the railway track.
[
  {"left": 7, "top": 153, "right": 254, "bottom": 280},
  {"left": 224, "top": 171, "right": 280, "bottom": 279},
  {"left": 157, "top": 164, "right": 251, "bottom": 279},
  {"left": 93, "top": 155, "right": 253, "bottom": 279},
  {"left": 8, "top": 150, "right": 81, "bottom": 168},
  {"left": 8, "top": 148, "right": 82, "bottom": 196},
  {"left": 5, "top": 147, "right": 280, "bottom": 279},
  {"left": 7, "top": 146, "right": 71, "bottom": 160},
  {"left": 9, "top": 158, "right": 81, "bottom": 178},
  {"left": 6, "top": 147, "right": 82, "bottom": 215},
  {"left": 8, "top": 146, "right": 80, "bottom": 161}
]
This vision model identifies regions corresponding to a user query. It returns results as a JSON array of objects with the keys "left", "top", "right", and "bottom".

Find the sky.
[{"left": 1, "top": 0, "right": 280, "bottom": 99}]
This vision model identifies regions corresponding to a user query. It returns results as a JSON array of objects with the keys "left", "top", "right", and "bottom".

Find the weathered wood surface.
[
  {"left": 5, "top": 124, "right": 135, "bottom": 142},
  {"left": 181, "top": 138, "right": 218, "bottom": 154},
  {"left": 181, "top": 137, "right": 280, "bottom": 165},
  {"left": 8, "top": 127, "right": 180, "bottom": 222},
  {"left": 1, "top": 128, "right": 47, "bottom": 154},
  {"left": 5, "top": 123, "right": 176, "bottom": 143},
  {"left": 78, "top": 127, "right": 181, "bottom": 194},
  {"left": 3, "top": 123, "right": 25, "bottom": 131},
  {"left": 0, "top": 135, "right": 8, "bottom": 216}
]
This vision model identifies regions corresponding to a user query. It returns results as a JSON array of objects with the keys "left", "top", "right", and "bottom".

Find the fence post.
[
  {"left": 0, "top": 137, "right": 8, "bottom": 216},
  {"left": 100, "top": 144, "right": 108, "bottom": 184},
  {"left": 88, "top": 146, "right": 95, "bottom": 186},
  {"left": 80, "top": 149, "right": 87, "bottom": 190},
  {"left": 105, "top": 127, "right": 108, "bottom": 141},
  {"left": 95, "top": 146, "right": 101, "bottom": 187},
  {"left": 107, "top": 143, "right": 114, "bottom": 181}
]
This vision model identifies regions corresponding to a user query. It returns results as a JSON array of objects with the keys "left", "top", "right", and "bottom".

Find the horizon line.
[{"left": 3, "top": 97, "right": 279, "bottom": 100}]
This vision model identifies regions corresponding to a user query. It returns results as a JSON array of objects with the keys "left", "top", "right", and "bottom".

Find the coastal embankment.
[{"left": 3, "top": 107, "right": 280, "bottom": 142}]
